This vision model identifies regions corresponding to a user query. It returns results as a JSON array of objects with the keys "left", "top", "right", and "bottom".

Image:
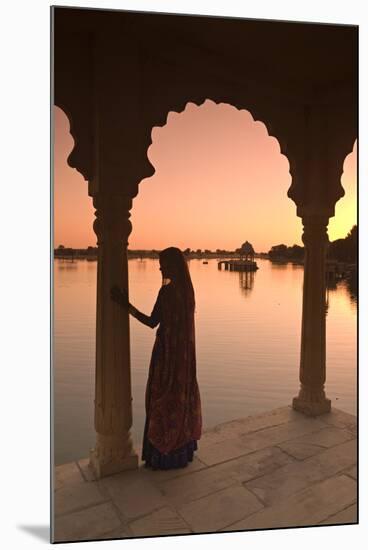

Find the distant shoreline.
[
  {"left": 53, "top": 251, "right": 306, "bottom": 267},
  {"left": 53, "top": 252, "right": 356, "bottom": 272},
  {"left": 54, "top": 250, "right": 270, "bottom": 261},
  {"left": 53, "top": 250, "right": 356, "bottom": 270}
]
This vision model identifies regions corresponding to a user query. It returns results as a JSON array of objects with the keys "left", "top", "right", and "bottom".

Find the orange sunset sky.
[{"left": 54, "top": 101, "right": 356, "bottom": 252}]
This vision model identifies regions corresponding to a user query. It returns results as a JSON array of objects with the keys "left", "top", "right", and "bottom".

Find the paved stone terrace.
[{"left": 52, "top": 406, "right": 357, "bottom": 543}]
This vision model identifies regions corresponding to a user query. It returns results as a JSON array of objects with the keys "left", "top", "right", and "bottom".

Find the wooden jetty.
[{"left": 218, "top": 259, "right": 258, "bottom": 272}]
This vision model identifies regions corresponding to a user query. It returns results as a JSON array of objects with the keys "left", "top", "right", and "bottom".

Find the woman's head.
[
  {"left": 159, "top": 247, "right": 186, "bottom": 279},
  {"left": 159, "top": 247, "right": 195, "bottom": 308}
]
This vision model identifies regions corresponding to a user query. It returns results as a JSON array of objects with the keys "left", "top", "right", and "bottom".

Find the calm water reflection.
[{"left": 53, "top": 258, "right": 357, "bottom": 465}]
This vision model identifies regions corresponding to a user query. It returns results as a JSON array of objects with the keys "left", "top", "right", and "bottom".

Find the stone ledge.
[{"left": 53, "top": 406, "right": 357, "bottom": 540}]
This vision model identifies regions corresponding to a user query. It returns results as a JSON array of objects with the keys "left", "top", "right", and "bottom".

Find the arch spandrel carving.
[
  {"left": 286, "top": 101, "right": 357, "bottom": 218},
  {"left": 55, "top": 78, "right": 355, "bottom": 220},
  {"left": 54, "top": 30, "right": 95, "bottom": 184},
  {"left": 53, "top": 13, "right": 356, "bottom": 215}
]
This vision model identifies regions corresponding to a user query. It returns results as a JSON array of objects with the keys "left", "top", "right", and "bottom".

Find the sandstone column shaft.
[
  {"left": 89, "top": 194, "right": 138, "bottom": 478},
  {"left": 292, "top": 216, "right": 331, "bottom": 416}
]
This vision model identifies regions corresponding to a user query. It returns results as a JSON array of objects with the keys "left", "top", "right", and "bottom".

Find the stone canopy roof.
[{"left": 240, "top": 241, "right": 255, "bottom": 255}]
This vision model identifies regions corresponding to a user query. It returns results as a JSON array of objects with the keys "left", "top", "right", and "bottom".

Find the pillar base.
[
  {"left": 292, "top": 395, "right": 331, "bottom": 417},
  {"left": 89, "top": 447, "right": 139, "bottom": 479}
]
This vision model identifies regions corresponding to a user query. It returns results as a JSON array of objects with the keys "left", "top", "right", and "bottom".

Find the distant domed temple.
[
  {"left": 239, "top": 241, "right": 255, "bottom": 261},
  {"left": 218, "top": 241, "right": 258, "bottom": 272}
]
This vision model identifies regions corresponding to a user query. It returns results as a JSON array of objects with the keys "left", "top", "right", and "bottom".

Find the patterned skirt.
[{"left": 141, "top": 417, "right": 198, "bottom": 470}]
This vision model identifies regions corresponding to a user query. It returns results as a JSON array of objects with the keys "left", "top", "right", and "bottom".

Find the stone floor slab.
[
  {"left": 158, "top": 464, "right": 238, "bottom": 506},
  {"left": 240, "top": 417, "right": 326, "bottom": 451},
  {"left": 198, "top": 416, "right": 325, "bottom": 466},
  {"left": 100, "top": 526, "right": 131, "bottom": 540},
  {"left": 178, "top": 484, "right": 264, "bottom": 532},
  {"left": 211, "top": 446, "right": 296, "bottom": 483},
  {"left": 224, "top": 474, "right": 357, "bottom": 531},
  {"left": 319, "top": 408, "right": 357, "bottom": 433},
  {"left": 319, "top": 503, "right": 357, "bottom": 525},
  {"left": 196, "top": 436, "right": 254, "bottom": 466},
  {"left": 245, "top": 439, "right": 357, "bottom": 506},
  {"left": 278, "top": 427, "right": 354, "bottom": 460},
  {"left": 54, "top": 462, "right": 85, "bottom": 491},
  {"left": 299, "top": 426, "right": 354, "bottom": 447},
  {"left": 53, "top": 502, "right": 122, "bottom": 542},
  {"left": 129, "top": 507, "right": 191, "bottom": 536},
  {"left": 78, "top": 458, "right": 97, "bottom": 482},
  {"left": 344, "top": 465, "right": 357, "bottom": 480},
  {"left": 144, "top": 456, "right": 207, "bottom": 485},
  {"left": 200, "top": 406, "right": 299, "bottom": 446},
  {"left": 277, "top": 441, "right": 325, "bottom": 460},
  {"left": 54, "top": 481, "right": 108, "bottom": 517},
  {"left": 98, "top": 467, "right": 169, "bottom": 520}
]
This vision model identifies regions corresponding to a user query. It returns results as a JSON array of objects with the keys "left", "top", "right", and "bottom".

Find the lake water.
[{"left": 53, "top": 257, "right": 357, "bottom": 465}]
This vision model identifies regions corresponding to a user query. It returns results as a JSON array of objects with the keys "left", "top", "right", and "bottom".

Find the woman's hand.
[{"left": 110, "top": 285, "right": 129, "bottom": 307}]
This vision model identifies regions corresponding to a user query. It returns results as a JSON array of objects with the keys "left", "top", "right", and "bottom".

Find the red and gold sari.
[{"left": 142, "top": 281, "right": 202, "bottom": 469}]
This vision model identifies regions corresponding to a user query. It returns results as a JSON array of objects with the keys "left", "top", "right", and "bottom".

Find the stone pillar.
[
  {"left": 292, "top": 216, "right": 331, "bottom": 416},
  {"left": 89, "top": 193, "right": 138, "bottom": 478}
]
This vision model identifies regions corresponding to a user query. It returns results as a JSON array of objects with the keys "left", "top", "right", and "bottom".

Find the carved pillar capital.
[
  {"left": 286, "top": 104, "right": 356, "bottom": 220},
  {"left": 92, "top": 194, "right": 133, "bottom": 247},
  {"left": 301, "top": 216, "right": 329, "bottom": 247}
]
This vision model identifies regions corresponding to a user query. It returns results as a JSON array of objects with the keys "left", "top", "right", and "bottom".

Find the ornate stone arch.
[{"left": 53, "top": 6, "right": 357, "bottom": 478}]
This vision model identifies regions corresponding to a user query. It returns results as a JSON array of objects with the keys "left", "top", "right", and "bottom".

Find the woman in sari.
[{"left": 111, "top": 247, "right": 202, "bottom": 470}]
